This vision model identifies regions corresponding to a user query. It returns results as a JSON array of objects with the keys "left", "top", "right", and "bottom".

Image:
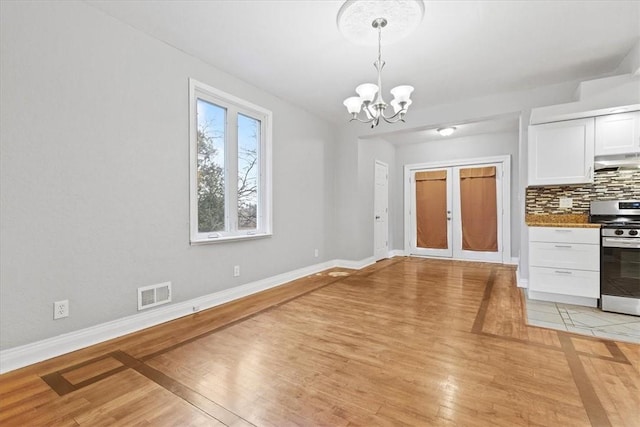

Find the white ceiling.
[{"left": 87, "top": 0, "right": 639, "bottom": 130}]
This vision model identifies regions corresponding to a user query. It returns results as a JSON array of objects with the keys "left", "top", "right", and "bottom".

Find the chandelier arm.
[
  {"left": 380, "top": 107, "right": 406, "bottom": 121},
  {"left": 349, "top": 115, "right": 376, "bottom": 124},
  {"left": 381, "top": 115, "right": 406, "bottom": 124},
  {"left": 363, "top": 102, "right": 378, "bottom": 119}
]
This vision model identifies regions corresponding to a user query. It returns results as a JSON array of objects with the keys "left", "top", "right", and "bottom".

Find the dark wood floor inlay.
[
  {"left": 139, "top": 275, "right": 348, "bottom": 362},
  {"left": 133, "top": 361, "right": 255, "bottom": 426},
  {"left": 42, "top": 352, "right": 134, "bottom": 396},
  {"left": 558, "top": 333, "right": 612, "bottom": 427},
  {"left": 471, "top": 268, "right": 496, "bottom": 334}
]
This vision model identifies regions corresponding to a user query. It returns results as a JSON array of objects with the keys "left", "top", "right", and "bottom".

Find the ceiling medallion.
[{"left": 338, "top": 1, "right": 425, "bottom": 128}]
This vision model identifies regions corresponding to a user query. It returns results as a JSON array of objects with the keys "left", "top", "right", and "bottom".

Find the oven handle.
[{"left": 602, "top": 237, "right": 640, "bottom": 249}]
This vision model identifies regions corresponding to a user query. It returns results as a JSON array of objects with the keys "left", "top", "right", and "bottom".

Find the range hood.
[{"left": 594, "top": 154, "right": 640, "bottom": 171}]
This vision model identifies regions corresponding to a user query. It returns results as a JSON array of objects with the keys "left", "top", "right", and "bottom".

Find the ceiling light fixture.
[
  {"left": 342, "top": 17, "right": 414, "bottom": 128},
  {"left": 437, "top": 127, "right": 456, "bottom": 136}
]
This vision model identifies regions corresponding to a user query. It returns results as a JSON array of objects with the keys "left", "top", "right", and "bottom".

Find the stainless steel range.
[{"left": 590, "top": 200, "right": 640, "bottom": 316}]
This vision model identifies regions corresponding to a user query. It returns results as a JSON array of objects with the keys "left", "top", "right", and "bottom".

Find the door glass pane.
[
  {"left": 237, "top": 113, "right": 260, "bottom": 230},
  {"left": 459, "top": 166, "right": 497, "bottom": 252},
  {"left": 196, "top": 98, "right": 226, "bottom": 233},
  {"left": 415, "top": 170, "right": 448, "bottom": 249}
]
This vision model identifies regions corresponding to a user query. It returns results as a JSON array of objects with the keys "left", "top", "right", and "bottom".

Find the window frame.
[{"left": 189, "top": 78, "right": 272, "bottom": 244}]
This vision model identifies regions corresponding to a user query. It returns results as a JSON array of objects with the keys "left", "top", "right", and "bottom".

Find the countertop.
[{"left": 525, "top": 213, "right": 601, "bottom": 229}]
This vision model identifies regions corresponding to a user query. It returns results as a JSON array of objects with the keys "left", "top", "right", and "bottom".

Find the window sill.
[{"left": 190, "top": 232, "right": 272, "bottom": 245}]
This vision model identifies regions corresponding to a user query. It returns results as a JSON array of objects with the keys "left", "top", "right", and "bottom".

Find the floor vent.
[{"left": 137, "top": 282, "right": 172, "bottom": 311}]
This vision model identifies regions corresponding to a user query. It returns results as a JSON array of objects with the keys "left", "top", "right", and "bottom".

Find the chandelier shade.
[
  {"left": 390, "top": 85, "right": 414, "bottom": 103},
  {"left": 355, "top": 83, "right": 379, "bottom": 103},
  {"left": 343, "top": 96, "right": 362, "bottom": 114}
]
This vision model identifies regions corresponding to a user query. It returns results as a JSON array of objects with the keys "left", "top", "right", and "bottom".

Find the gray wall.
[{"left": 0, "top": 1, "right": 336, "bottom": 349}]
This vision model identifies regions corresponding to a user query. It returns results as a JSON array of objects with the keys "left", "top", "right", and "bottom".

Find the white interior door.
[
  {"left": 374, "top": 160, "right": 389, "bottom": 261},
  {"left": 410, "top": 167, "right": 453, "bottom": 257}
]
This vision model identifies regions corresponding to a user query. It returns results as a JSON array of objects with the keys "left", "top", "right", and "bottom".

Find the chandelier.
[{"left": 342, "top": 17, "right": 414, "bottom": 128}]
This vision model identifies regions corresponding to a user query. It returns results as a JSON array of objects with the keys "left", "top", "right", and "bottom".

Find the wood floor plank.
[{"left": 1, "top": 257, "right": 638, "bottom": 426}]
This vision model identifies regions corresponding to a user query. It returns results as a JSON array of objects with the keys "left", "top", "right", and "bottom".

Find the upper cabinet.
[
  {"left": 528, "top": 118, "right": 595, "bottom": 186},
  {"left": 594, "top": 111, "right": 640, "bottom": 156}
]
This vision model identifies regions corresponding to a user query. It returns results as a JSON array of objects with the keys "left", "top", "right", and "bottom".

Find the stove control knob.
[
  {"left": 629, "top": 230, "right": 638, "bottom": 236},
  {"left": 615, "top": 229, "right": 624, "bottom": 236}
]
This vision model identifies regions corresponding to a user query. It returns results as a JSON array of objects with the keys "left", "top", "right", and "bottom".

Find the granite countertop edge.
[
  {"left": 525, "top": 213, "right": 601, "bottom": 229},
  {"left": 526, "top": 222, "right": 601, "bottom": 229}
]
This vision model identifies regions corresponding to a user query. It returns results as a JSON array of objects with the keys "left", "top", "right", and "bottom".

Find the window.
[{"left": 189, "top": 79, "right": 272, "bottom": 243}]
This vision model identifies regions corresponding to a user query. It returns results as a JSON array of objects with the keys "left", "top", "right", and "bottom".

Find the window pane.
[
  {"left": 237, "top": 113, "right": 260, "bottom": 230},
  {"left": 197, "top": 98, "right": 226, "bottom": 233}
]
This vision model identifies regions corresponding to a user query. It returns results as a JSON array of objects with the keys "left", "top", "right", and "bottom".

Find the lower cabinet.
[{"left": 528, "top": 227, "right": 600, "bottom": 306}]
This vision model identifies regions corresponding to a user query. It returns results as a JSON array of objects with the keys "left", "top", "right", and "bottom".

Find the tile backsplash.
[{"left": 526, "top": 169, "right": 640, "bottom": 214}]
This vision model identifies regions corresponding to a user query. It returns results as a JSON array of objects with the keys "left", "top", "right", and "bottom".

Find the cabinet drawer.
[
  {"left": 529, "top": 267, "right": 600, "bottom": 298},
  {"left": 529, "top": 227, "right": 600, "bottom": 244},
  {"left": 530, "top": 242, "right": 599, "bottom": 271}
]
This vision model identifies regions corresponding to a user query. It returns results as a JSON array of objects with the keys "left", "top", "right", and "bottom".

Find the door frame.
[
  {"left": 374, "top": 160, "right": 389, "bottom": 261},
  {"left": 404, "top": 155, "right": 511, "bottom": 263}
]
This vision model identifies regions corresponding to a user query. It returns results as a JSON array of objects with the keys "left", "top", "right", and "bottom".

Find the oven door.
[{"left": 601, "top": 237, "right": 640, "bottom": 315}]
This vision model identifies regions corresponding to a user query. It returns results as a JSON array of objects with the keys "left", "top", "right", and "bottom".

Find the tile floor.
[{"left": 524, "top": 295, "right": 640, "bottom": 344}]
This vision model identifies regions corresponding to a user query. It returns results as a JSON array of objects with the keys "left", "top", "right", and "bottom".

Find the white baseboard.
[
  {"left": 517, "top": 277, "right": 529, "bottom": 289},
  {"left": 388, "top": 249, "right": 407, "bottom": 258},
  {"left": 515, "top": 264, "right": 528, "bottom": 288},
  {"left": 334, "top": 256, "right": 376, "bottom": 270},
  {"left": 0, "top": 259, "right": 348, "bottom": 374}
]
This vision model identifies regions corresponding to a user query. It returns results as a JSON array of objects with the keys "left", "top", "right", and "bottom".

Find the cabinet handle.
[
  {"left": 554, "top": 270, "right": 572, "bottom": 275},
  {"left": 554, "top": 229, "right": 572, "bottom": 233},
  {"left": 587, "top": 166, "right": 593, "bottom": 179},
  {"left": 554, "top": 245, "right": 572, "bottom": 248}
]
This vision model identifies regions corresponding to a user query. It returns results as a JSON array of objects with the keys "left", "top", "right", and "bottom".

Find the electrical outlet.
[
  {"left": 559, "top": 197, "right": 573, "bottom": 208},
  {"left": 233, "top": 265, "right": 240, "bottom": 277},
  {"left": 53, "top": 300, "right": 69, "bottom": 320},
  {"left": 314, "top": 249, "right": 319, "bottom": 257}
]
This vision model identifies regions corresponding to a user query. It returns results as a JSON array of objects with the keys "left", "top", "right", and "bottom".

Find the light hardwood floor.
[{"left": 0, "top": 257, "right": 638, "bottom": 426}]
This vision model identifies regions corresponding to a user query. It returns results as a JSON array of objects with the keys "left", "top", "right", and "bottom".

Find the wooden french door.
[{"left": 409, "top": 162, "right": 503, "bottom": 263}]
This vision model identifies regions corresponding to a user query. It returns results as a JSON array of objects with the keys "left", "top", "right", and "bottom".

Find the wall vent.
[{"left": 137, "top": 282, "right": 172, "bottom": 311}]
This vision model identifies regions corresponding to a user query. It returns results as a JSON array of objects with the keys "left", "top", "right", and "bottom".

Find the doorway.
[{"left": 404, "top": 156, "right": 510, "bottom": 263}]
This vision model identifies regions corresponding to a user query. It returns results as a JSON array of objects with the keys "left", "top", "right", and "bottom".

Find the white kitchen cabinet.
[
  {"left": 528, "top": 118, "right": 594, "bottom": 186},
  {"left": 594, "top": 111, "right": 640, "bottom": 156},
  {"left": 528, "top": 227, "right": 600, "bottom": 306}
]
